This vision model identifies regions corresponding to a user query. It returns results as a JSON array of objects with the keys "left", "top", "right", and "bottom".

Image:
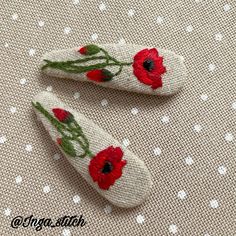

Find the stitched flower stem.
[{"left": 32, "top": 101, "right": 94, "bottom": 158}]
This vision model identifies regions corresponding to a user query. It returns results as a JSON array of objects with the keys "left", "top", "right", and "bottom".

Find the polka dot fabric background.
[{"left": 0, "top": 0, "right": 235, "bottom": 235}]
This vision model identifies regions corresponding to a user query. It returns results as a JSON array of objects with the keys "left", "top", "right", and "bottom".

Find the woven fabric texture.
[{"left": 0, "top": 0, "right": 235, "bottom": 235}]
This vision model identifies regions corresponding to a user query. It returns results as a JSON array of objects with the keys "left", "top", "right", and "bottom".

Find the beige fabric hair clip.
[
  {"left": 32, "top": 91, "right": 152, "bottom": 208},
  {"left": 41, "top": 44, "right": 187, "bottom": 96}
]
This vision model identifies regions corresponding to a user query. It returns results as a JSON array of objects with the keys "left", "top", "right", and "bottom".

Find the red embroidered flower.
[
  {"left": 89, "top": 146, "right": 127, "bottom": 190},
  {"left": 132, "top": 48, "right": 166, "bottom": 89},
  {"left": 86, "top": 69, "right": 113, "bottom": 82},
  {"left": 52, "top": 108, "right": 74, "bottom": 123}
]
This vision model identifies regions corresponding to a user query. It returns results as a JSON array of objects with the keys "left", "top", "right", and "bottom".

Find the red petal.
[
  {"left": 133, "top": 48, "right": 149, "bottom": 61},
  {"left": 148, "top": 48, "right": 159, "bottom": 58},
  {"left": 86, "top": 70, "right": 104, "bottom": 82},
  {"left": 79, "top": 47, "right": 87, "bottom": 55}
]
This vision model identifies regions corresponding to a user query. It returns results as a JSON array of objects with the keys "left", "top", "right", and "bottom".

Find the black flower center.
[
  {"left": 102, "top": 161, "right": 113, "bottom": 174},
  {"left": 143, "top": 59, "right": 155, "bottom": 72}
]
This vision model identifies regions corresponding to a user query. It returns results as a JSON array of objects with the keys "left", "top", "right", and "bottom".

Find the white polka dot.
[
  {"left": 38, "top": 20, "right": 45, "bottom": 27},
  {"left": 15, "top": 175, "right": 22, "bottom": 184},
  {"left": 91, "top": 33, "right": 98, "bottom": 41},
  {"left": 193, "top": 124, "right": 202, "bottom": 133},
  {"left": 223, "top": 4, "right": 231, "bottom": 12},
  {"left": 208, "top": 63, "right": 216, "bottom": 72},
  {"left": 195, "top": 0, "right": 202, "bottom": 3},
  {"left": 101, "top": 99, "right": 108, "bottom": 107},
  {"left": 62, "top": 229, "right": 71, "bottom": 236},
  {"left": 177, "top": 190, "right": 187, "bottom": 200},
  {"left": 153, "top": 147, "right": 161, "bottom": 156},
  {"left": 43, "top": 185, "right": 50, "bottom": 193},
  {"left": 218, "top": 165, "right": 227, "bottom": 175},
  {"left": 156, "top": 16, "right": 164, "bottom": 24},
  {"left": 122, "top": 138, "right": 130, "bottom": 147},
  {"left": 210, "top": 199, "right": 219, "bottom": 209},
  {"left": 72, "top": 0, "right": 80, "bottom": 5},
  {"left": 131, "top": 107, "right": 139, "bottom": 115},
  {"left": 10, "top": 106, "right": 17, "bottom": 114},
  {"left": 215, "top": 32, "right": 223, "bottom": 41},
  {"left": 64, "top": 27, "right": 71, "bottom": 35},
  {"left": 46, "top": 86, "right": 53, "bottom": 92},
  {"left": 185, "top": 156, "right": 194, "bottom": 165},
  {"left": 224, "top": 132, "right": 234, "bottom": 142},
  {"left": 53, "top": 153, "right": 61, "bottom": 160},
  {"left": 20, "top": 78, "right": 27, "bottom": 85},
  {"left": 73, "top": 92, "right": 80, "bottom": 99},
  {"left": 25, "top": 144, "right": 32, "bottom": 152},
  {"left": 0, "top": 136, "right": 7, "bottom": 144},
  {"left": 231, "top": 101, "right": 236, "bottom": 110},
  {"left": 169, "top": 224, "right": 178, "bottom": 234},
  {"left": 161, "top": 115, "right": 170, "bottom": 124},
  {"left": 73, "top": 195, "right": 81, "bottom": 204},
  {"left": 204, "top": 233, "right": 210, "bottom": 236},
  {"left": 99, "top": 2, "right": 106, "bottom": 11},
  {"left": 186, "top": 25, "right": 193, "bottom": 32},
  {"left": 4, "top": 43, "right": 9, "bottom": 48},
  {"left": 128, "top": 9, "right": 135, "bottom": 17},
  {"left": 29, "top": 48, "right": 36, "bottom": 56},
  {"left": 104, "top": 204, "right": 112, "bottom": 214},
  {"left": 3, "top": 208, "right": 11, "bottom": 216},
  {"left": 12, "top": 13, "right": 18, "bottom": 20},
  {"left": 118, "top": 38, "right": 126, "bottom": 45},
  {"left": 136, "top": 214, "right": 145, "bottom": 224},
  {"left": 200, "top": 94, "right": 208, "bottom": 101}
]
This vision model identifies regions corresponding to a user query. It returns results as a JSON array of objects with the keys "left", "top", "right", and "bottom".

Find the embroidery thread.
[
  {"left": 41, "top": 44, "right": 166, "bottom": 89},
  {"left": 32, "top": 102, "right": 127, "bottom": 190}
]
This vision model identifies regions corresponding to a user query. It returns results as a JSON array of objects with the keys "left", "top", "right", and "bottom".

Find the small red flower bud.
[
  {"left": 86, "top": 69, "right": 113, "bottom": 82},
  {"left": 57, "top": 138, "right": 62, "bottom": 145},
  {"left": 78, "top": 44, "right": 100, "bottom": 55},
  {"left": 52, "top": 108, "right": 74, "bottom": 123},
  {"left": 79, "top": 47, "right": 87, "bottom": 55}
]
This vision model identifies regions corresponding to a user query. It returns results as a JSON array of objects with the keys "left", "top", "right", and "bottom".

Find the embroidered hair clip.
[
  {"left": 32, "top": 91, "right": 152, "bottom": 208},
  {"left": 41, "top": 44, "right": 187, "bottom": 96}
]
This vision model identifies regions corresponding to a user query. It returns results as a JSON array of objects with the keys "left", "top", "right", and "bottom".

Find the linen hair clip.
[
  {"left": 32, "top": 91, "right": 152, "bottom": 208},
  {"left": 41, "top": 44, "right": 187, "bottom": 96}
]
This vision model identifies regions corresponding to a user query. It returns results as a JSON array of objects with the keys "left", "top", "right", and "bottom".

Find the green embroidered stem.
[{"left": 32, "top": 101, "right": 94, "bottom": 158}]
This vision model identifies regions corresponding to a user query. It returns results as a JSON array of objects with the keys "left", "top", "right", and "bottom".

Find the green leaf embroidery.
[{"left": 59, "top": 137, "right": 76, "bottom": 157}]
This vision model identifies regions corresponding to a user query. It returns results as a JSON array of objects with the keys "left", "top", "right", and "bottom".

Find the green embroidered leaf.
[
  {"left": 101, "top": 69, "right": 114, "bottom": 81},
  {"left": 84, "top": 44, "right": 101, "bottom": 55},
  {"left": 60, "top": 137, "right": 76, "bottom": 157}
]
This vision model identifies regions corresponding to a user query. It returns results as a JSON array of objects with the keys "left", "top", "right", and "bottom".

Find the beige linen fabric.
[{"left": 0, "top": 0, "right": 235, "bottom": 235}]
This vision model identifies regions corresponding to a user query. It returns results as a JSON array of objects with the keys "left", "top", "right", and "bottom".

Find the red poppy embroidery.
[
  {"left": 52, "top": 108, "right": 74, "bottom": 123},
  {"left": 89, "top": 146, "right": 127, "bottom": 190},
  {"left": 86, "top": 69, "right": 113, "bottom": 82},
  {"left": 132, "top": 48, "right": 166, "bottom": 89}
]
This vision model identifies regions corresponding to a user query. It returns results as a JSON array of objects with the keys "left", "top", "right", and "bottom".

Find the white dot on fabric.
[
  {"left": 131, "top": 107, "right": 139, "bottom": 115},
  {"left": 104, "top": 204, "right": 112, "bottom": 214},
  {"left": 122, "top": 138, "right": 130, "bottom": 147},
  {"left": 99, "top": 2, "right": 106, "bottom": 11},
  {"left": 218, "top": 165, "right": 227, "bottom": 175},
  {"left": 156, "top": 16, "right": 164, "bottom": 24},
  {"left": 0, "top": 136, "right": 7, "bottom": 144},
  {"left": 72, "top": 0, "right": 80, "bottom": 5},
  {"left": 186, "top": 25, "right": 193, "bottom": 32},
  {"left": 204, "top": 234, "right": 210, "bottom": 236},
  {"left": 15, "top": 175, "right": 22, "bottom": 184},
  {"left": 224, "top": 132, "right": 234, "bottom": 142},
  {"left": 46, "top": 86, "right": 53, "bottom": 92},
  {"left": 223, "top": 4, "right": 231, "bottom": 12},
  {"left": 177, "top": 190, "right": 187, "bottom": 200},
  {"left": 193, "top": 124, "right": 202, "bottom": 133},
  {"left": 101, "top": 99, "right": 108, "bottom": 107},
  {"left": 4, "top": 43, "right": 9, "bottom": 48},
  {"left": 38, "top": 20, "right": 45, "bottom": 27},
  {"left": 62, "top": 229, "right": 71, "bottom": 236},
  {"left": 161, "top": 115, "right": 170, "bottom": 124},
  {"left": 29, "top": 48, "right": 36, "bottom": 56},
  {"left": 10, "top": 106, "right": 17, "bottom": 114},
  {"left": 43, "top": 185, "right": 50, "bottom": 193},
  {"left": 136, "top": 214, "right": 145, "bottom": 224},
  {"left": 185, "top": 156, "right": 194, "bottom": 165},
  {"left": 128, "top": 9, "right": 135, "bottom": 17},
  {"left": 153, "top": 147, "right": 161, "bottom": 156},
  {"left": 64, "top": 27, "right": 71, "bottom": 34},
  {"left": 4, "top": 208, "right": 11, "bottom": 216},
  {"left": 208, "top": 63, "right": 216, "bottom": 72},
  {"left": 210, "top": 199, "right": 219, "bottom": 209},
  {"left": 118, "top": 38, "right": 126, "bottom": 45},
  {"left": 73, "top": 92, "right": 80, "bottom": 99},
  {"left": 20, "top": 78, "right": 27, "bottom": 85},
  {"left": 215, "top": 32, "right": 223, "bottom": 41},
  {"left": 169, "top": 224, "right": 178, "bottom": 234},
  {"left": 91, "top": 33, "right": 98, "bottom": 41},
  {"left": 53, "top": 153, "right": 61, "bottom": 160},
  {"left": 231, "top": 101, "right": 236, "bottom": 110},
  {"left": 12, "top": 13, "right": 18, "bottom": 20},
  {"left": 200, "top": 94, "right": 208, "bottom": 101},
  {"left": 73, "top": 195, "right": 81, "bottom": 204},
  {"left": 25, "top": 144, "right": 32, "bottom": 152}
]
